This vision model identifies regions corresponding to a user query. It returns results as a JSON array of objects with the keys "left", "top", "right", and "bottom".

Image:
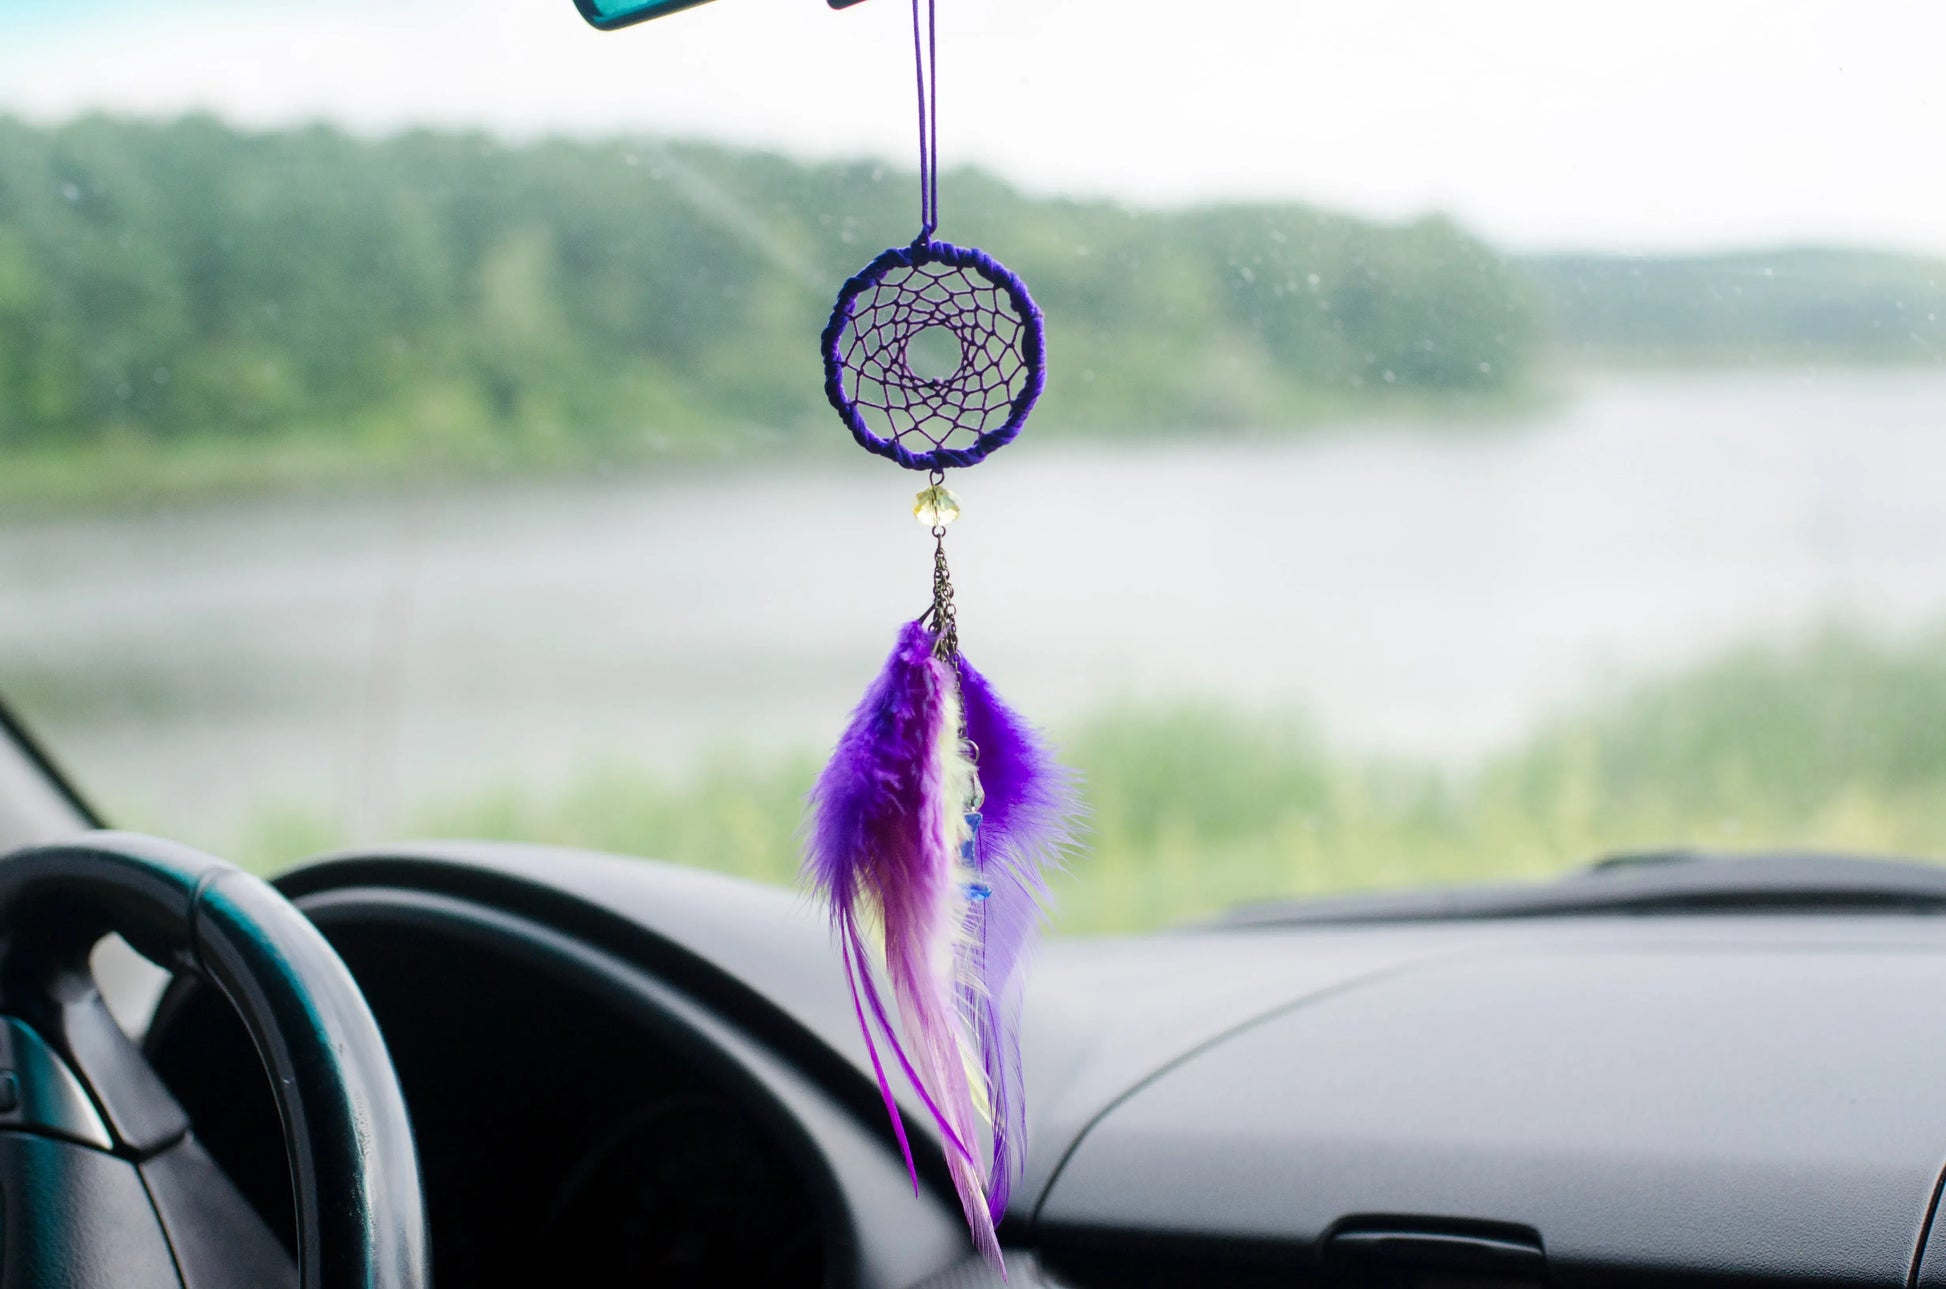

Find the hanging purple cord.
[
  {"left": 913, "top": 0, "right": 939, "bottom": 239},
  {"left": 821, "top": 0, "right": 1045, "bottom": 471}
]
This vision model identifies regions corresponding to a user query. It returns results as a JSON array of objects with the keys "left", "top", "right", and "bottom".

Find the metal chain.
[
  {"left": 927, "top": 529, "right": 958, "bottom": 661},
  {"left": 917, "top": 468, "right": 984, "bottom": 822},
  {"left": 924, "top": 469, "right": 959, "bottom": 661}
]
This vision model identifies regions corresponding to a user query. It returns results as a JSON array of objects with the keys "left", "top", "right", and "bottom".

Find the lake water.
[{"left": 3, "top": 366, "right": 1945, "bottom": 848}]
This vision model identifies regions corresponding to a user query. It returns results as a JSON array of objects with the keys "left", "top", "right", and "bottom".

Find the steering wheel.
[{"left": 0, "top": 832, "right": 428, "bottom": 1289}]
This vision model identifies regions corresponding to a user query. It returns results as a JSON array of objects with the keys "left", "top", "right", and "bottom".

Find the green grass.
[{"left": 217, "top": 624, "right": 1946, "bottom": 935}]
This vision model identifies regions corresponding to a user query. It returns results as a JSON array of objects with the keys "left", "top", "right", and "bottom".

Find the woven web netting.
[{"left": 834, "top": 259, "right": 1031, "bottom": 458}]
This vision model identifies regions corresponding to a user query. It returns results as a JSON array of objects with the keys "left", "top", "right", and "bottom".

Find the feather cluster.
[{"left": 805, "top": 619, "right": 1077, "bottom": 1271}]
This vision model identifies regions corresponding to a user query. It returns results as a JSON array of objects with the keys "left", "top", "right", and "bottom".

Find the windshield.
[{"left": 2, "top": 1, "right": 1941, "bottom": 933}]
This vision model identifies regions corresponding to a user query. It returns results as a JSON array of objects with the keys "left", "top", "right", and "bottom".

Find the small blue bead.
[{"left": 965, "top": 882, "right": 993, "bottom": 901}]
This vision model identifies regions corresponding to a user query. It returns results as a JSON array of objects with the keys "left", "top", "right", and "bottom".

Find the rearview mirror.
[
  {"left": 572, "top": 0, "right": 715, "bottom": 31},
  {"left": 574, "top": 0, "right": 869, "bottom": 31}
]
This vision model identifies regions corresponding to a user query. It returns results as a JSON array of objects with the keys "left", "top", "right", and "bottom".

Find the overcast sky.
[{"left": 5, "top": 0, "right": 1943, "bottom": 256}]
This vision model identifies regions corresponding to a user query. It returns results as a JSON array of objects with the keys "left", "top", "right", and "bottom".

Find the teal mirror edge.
[
  {"left": 573, "top": 0, "right": 873, "bottom": 27},
  {"left": 572, "top": 0, "right": 717, "bottom": 32}
]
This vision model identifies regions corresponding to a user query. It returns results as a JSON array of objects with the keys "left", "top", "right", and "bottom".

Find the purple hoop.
[{"left": 821, "top": 238, "right": 1046, "bottom": 471}]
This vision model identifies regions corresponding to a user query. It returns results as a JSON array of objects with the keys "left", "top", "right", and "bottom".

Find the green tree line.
[
  {"left": 0, "top": 114, "right": 1535, "bottom": 463},
  {"left": 1527, "top": 249, "right": 1946, "bottom": 364},
  {"left": 3, "top": 115, "right": 1939, "bottom": 479}
]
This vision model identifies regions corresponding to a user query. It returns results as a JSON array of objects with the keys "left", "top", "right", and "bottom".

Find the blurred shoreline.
[{"left": 5, "top": 366, "right": 1946, "bottom": 914}]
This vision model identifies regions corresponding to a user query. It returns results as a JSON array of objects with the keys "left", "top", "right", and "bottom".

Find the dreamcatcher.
[{"left": 804, "top": 0, "right": 1078, "bottom": 1271}]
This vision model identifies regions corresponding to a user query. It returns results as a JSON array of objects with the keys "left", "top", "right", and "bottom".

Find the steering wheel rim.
[{"left": 0, "top": 831, "right": 429, "bottom": 1289}]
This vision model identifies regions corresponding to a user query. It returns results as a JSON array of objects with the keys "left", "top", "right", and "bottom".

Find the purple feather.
[
  {"left": 957, "top": 656, "right": 1080, "bottom": 1221},
  {"left": 806, "top": 620, "right": 1080, "bottom": 1271},
  {"left": 805, "top": 619, "right": 998, "bottom": 1264}
]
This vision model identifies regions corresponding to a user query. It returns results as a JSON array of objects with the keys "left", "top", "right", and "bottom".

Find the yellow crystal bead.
[{"left": 913, "top": 484, "right": 961, "bottom": 527}]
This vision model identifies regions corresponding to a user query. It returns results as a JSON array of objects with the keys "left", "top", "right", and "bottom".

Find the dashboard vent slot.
[
  {"left": 1038, "top": 1218, "right": 1547, "bottom": 1289},
  {"left": 1326, "top": 1217, "right": 1546, "bottom": 1287}
]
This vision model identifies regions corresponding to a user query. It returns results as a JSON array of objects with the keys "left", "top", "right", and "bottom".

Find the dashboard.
[
  {"left": 140, "top": 844, "right": 1946, "bottom": 1288},
  {"left": 151, "top": 894, "right": 825, "bottom": 1287}
]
